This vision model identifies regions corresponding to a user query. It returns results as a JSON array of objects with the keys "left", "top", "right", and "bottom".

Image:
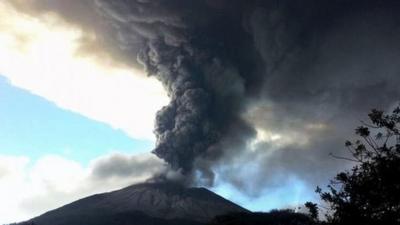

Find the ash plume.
[
  {"left": 93, "top": 0, "right": 262, "bottom": 185},
  {"left": 12, "top": 0, "right": 400, "bottom": 193},
  {"left": 89, "top": 0, "right": 400, "bottom": 187}
]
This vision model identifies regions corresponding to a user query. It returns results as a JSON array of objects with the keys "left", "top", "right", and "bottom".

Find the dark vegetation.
[
  {"left": 311, "top": 107, "right": 400, "bottom": 225},
  {"left": 209, "top": 210, "right": 316, "bottom": 225}
]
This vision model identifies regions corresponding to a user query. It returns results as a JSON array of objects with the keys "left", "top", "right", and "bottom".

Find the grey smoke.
[
  {"left": 93, "top": 0, "right": 400, "bottom": 187},
  {"left": 91, "top": 153, "right": 164, "bottom": 180},
  {"left": 92, "top": 0, "right": 262, "bottom": 185},
  {"left": 12, "top": 0, "right": 400, "bottom": 194}
]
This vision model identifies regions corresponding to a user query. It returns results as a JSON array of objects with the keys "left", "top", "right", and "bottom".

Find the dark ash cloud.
[
  {"left": 14, "top": 0, "right": 400, "bottom": 195},
  {"left": 92, "top": 0, "right": 400, "bottom": 189}
]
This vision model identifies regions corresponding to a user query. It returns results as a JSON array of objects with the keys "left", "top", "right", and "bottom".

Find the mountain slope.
[{"left": 23, "top": 182, "right": 248, "bottom": 225}]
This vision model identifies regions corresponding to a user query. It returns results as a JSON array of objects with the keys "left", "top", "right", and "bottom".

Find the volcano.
[{"left": 20, "top": 182, "right": 248, "bottom": 225}]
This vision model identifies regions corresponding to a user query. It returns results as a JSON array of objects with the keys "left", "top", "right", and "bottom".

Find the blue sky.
[
  {"left": 0, "top": 74, "right": 316, "bottom": 212},
  {"left": 0, "top": 75, "right": 153, "bottom": 165},
  {"left": 212, "top": 176, "right": 317, "bottom": 212}
]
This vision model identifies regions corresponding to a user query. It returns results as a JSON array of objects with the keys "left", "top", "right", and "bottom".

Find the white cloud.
[
  {"left": 0, "top": 3, "right": 169, "bottom": 223},
  {"left": 0, "top": 153, "right": 165, "bottom": 224},
  {"left": 0, "top": 156, "right": 31, "bottom": 224},
  {"left": 0, "top": 1, "right": 169, "bottom": 140}
]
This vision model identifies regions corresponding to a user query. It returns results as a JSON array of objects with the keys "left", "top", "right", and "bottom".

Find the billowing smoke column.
[
  {"left": 94, "top": 0, "right": 261, "bottom": 184},
  {"left": 10, "top": 0, "right": 400, "bottom": 193},
  {"left": 91, "top": 0, "right": 400, "bottom": 188}
]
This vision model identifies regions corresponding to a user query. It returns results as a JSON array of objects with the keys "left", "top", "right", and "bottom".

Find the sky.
[
  {"left": 0, "top": 75, "right": 314, "bottom": 223},
  {"left": 0, "top": 76, "right": 153, "bottom": 163},
  {"left": 0, "top": 74, "right": 167, "bottom": 223},
  {"left": 1, "top": 0, "right": 400, "bottom": 224},
  {"left": 0, "top": 1, "right": 312, "bottom": 223},
  {"left": 0, "top": 1, "right": 168, "bottom": 223}
]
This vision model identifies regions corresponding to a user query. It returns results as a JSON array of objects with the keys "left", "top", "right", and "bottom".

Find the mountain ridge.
[{"left": 20, "top": 182, "right": 248, "bottom": 225}]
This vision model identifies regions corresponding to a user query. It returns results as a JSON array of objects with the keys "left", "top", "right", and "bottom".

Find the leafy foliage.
[
  {"left": 304, "top": 202, "right": 319, "bottom": 222},
  {"left": 317, "top": 107, "right": 400, "bottom": 225}
]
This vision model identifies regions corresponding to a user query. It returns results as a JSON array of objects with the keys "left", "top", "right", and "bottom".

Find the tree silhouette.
[
  {"left": 304, "top": 202, "right": 319, "bottom": 222},
  {"left": 317, "top": 107, "right": 400, "bottom": 225}
]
